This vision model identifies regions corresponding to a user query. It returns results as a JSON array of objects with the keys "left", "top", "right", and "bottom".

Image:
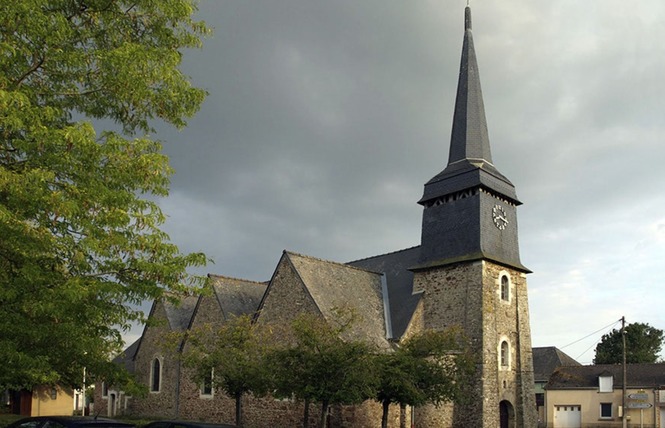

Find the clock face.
[{"left": 492, "top": 204, "right": 508, "bottom": 230}]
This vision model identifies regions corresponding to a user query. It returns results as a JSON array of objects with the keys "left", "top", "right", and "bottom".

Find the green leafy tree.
[
  {"left": 270, "top": 312, "right": 379, "bottom": 428},
  {"left": 594, "top": 322, "right": 664, "bottom": 364},
  {"left": 0, "top": 0, "right": 209, "bottom": 390},
  {"left": 374, "top": 329, "right": 475, "bottom": 428},
  {"left": 184, "top": 315, "right": 274, "bottom": 428}
]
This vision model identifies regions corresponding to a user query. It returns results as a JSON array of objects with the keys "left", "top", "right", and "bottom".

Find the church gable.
[
  {"left": 135, "top": 298, "right": 195, "bottom": 359},
  {"left": 130, "top": 298, "right": 197, "bottom": 418},
  {"left": 256, "top": 251, "right": 391, "bottom": 350},
  {"left": 255, "top": 251, "right": 321, "bottom": 325},
  {"left": 288, "top": 252, "right": 390, "bottom": 350}
]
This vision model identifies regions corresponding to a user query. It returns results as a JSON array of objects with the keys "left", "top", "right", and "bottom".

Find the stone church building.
[{"left": 96, "top": 7, "right": 538, "bottom": 427}]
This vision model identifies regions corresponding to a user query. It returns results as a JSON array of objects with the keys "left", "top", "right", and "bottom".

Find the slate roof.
[
  {"left": 163, "top": 295, "right": 199, "bottom": 331},
  {"left": 547, "top": 363, "right": 665, "bottom": 389},
  {"left": 285, "top": 251, "right": 392, "bottom": 350},
  {"left": 532, "top": 346, "right": 581, "bottom": 382},
  {"left": 347, "top": 246, "right": 422, "bottom": 340},
  {"left": 208, "top": 274, "right": 267, "bottom": 319},
  {"left": 112, "top": 338, "right": 140, "bottom": 374}
]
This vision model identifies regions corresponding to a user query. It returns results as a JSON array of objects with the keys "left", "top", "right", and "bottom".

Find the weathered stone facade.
[
  {"left": 413, "top": 261, "right": 537, "bottom": 427},
  {"left": 129, "top": 301, "right": 182, "bottom": 419}
]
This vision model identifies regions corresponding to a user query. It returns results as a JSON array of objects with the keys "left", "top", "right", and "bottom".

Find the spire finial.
[{"left": 465, "top": 5, "right": 472, "bottom": 31}]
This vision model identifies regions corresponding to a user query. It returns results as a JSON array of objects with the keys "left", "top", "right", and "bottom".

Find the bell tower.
[{"left": 412, "top": 6, "right": 537, "bottom": 427}]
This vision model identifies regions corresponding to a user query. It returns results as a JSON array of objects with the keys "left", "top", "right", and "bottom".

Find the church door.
[{"left": 500, "top": 400, "right": 515, "bottom": 428}]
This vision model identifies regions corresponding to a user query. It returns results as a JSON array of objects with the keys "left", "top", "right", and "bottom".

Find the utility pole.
[{"left": 622, "top": 316, "right": 627, "bottom": 428}]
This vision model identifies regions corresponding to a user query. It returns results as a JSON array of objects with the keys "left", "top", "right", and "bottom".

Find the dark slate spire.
[
  {"left": 419, "top": 6, "right": 519, "bottom": 207},
  {"left": 416, "top": 6, "right": 526, "bottom": 272},
  {"left": 448, "top": 6, "right": 492, "bottom": 166}
]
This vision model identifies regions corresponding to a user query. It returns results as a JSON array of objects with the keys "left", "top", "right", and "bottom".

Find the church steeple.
[
  {"left": 417, "top": 6, "right": 526, "bottom": 272},
  {"left": 412, "top": 7, "right": 538, "bottom": 427},
  {"left": 448, "top": 6, "right": 492, "bottom": 166}
]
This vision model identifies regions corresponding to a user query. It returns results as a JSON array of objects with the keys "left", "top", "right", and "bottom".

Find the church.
[{"left": 96, "top": 6, "right": 538, "bottom": 427}]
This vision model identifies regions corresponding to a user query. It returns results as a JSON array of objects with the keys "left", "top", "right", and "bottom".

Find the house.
[
  {"left": 96, "top": 6, "right": 538, "bottom": 427},
  {"left": 532, "top": 347, "right": 581, "bottom": 426},
  {"left": 545, "top": 363, "right": 665, "bottom": 428},
  {"left": 7, "top": 385, "right": 76, "bottom": 417}
]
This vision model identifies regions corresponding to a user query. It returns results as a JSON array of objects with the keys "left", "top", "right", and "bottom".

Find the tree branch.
[{"left": 13, "top": 54, "right": 46, "bottom": 88}]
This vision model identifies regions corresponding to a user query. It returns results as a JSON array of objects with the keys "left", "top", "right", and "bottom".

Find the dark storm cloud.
[{"left": 138, "top": 1, "right": 665, "bottom": 363}]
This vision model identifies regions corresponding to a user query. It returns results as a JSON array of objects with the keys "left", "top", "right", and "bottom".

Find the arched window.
[
  {"left": 500, "top": 341, "right": 510, "bottom": 368},
  {"left": 500, "top": 274, "right": 510, "bottom": 301},
  {"left": 150, "top": 358, "right": 161, "bottom": 392}
]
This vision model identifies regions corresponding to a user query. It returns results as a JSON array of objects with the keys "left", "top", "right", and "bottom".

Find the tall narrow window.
[
  {"left": 500, "top": 341, "right": 510, "bottom": 368},
  {"left": 500, "top": 275, "right": 510, "bottom": 301},
  {"left": 151, "top": 358, "right": 161, "bottom": 392},
  {"left": 200, "top": 368, "right": 214, "bottom": 397}
]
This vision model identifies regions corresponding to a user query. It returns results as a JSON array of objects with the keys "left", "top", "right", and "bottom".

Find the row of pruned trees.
[{"left": 179, "top": 311, "right": 476, "bottom": 428}]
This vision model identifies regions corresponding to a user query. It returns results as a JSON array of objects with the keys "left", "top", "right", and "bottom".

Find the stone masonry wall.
[
  {"left": 412, "top": 260, "right": 537, "bottom": 428},
  {"left": 255, "top": 255, "right": 320, "bottom": 326},
  {"left": 126, "top": 302, "right": 180, "bottom": 418},
  {"left": 177, "top": 293, "right": 236, "bottom": 423}
]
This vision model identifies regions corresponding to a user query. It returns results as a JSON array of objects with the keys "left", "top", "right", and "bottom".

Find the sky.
[{"left": 139, "top": 0, "right": 665, "bottom": 365}]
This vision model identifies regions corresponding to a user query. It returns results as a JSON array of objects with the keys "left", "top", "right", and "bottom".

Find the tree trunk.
[
  {"left": 318, "top": 399, "right": 329, "bottom": 428},
  {"left": 399, "top": 403, "right": 407, "bottom": 428},
  {"left": 303, "top": 397, "right": 310, "bottom": 428},
  {"left": 381, "top": 400, "right": 390, "bottom": 428},
  {"left": 235, "top": 392, "right": 243, "bottom": 428}
]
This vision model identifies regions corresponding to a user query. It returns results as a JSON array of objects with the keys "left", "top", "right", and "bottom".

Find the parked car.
[
  {"left": 7, "top": 417, "right": 135, "bottom": 428},
  {"left": 143, "top": 421, "right": 235, "bottom": 428}
]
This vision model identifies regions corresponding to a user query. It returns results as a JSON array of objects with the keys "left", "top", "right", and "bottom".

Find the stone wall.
[
  {"left": 412, "top": 260, "right": 537, "bottom": 427},
  {"left": 256, "top": 254, "right": 320, "bottom": 326},
  {"left": 127, "top": 302, "right": 181, "bottom": 419}
]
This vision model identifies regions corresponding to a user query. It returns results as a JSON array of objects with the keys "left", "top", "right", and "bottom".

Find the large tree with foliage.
[
  {"left": 0, "top": 0, "right": 208, "bottom": 390},
  {"left": 374, "top": 329, "right": 475, "bottom": 428},
  {"left": 270, "top": 312, "right": 379, "bottom": 428},
  {"left": 594, "top": 322, "right": 664, "bottom": 364},
  {"left": 183, "top": 315, "right": 274, "bottom": 428}
]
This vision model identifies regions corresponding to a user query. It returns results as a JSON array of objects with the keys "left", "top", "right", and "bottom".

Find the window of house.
[
  {"left": 50, "top": 387, "right": 58, "bottom": 400},
  {"left": 500, "top": 340, "right": 510, "bottom": 368},
  {"left": 151, "top": 358, "right": 161, "bottom": 392},
  {"left": 200, "top": 369, "right": 213, "bottom": 397},
  {"left": 599, "top": 375, "right": 613, "bottom": 393},
  {"left": 500, "top": 275, "right": 510, "bottom": 301},
  {"left": 101, "top": 382, "right": 108, "bottom": 398},
  {"left": 600, "top": 402, "right": 612, "bottom": 418}
]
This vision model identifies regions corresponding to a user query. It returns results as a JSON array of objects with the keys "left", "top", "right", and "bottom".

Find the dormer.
[{"left": 599, "top": 371, "right": 614, "bottom": 393}]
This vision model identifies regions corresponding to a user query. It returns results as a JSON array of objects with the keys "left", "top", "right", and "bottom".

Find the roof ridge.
[
  {"left": 347, "top": 245, "right": 420, "bottom": 264},
  {"left": 207, "top": 273, "right": 268, "bottom": 285},
  {"left": 284, "top": 250, "right": 383, "bottom": 275}
]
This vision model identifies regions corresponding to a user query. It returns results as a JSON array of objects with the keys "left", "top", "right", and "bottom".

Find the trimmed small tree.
[
  {"left": 184, "top": 315, "right": 273, "bottom": 428},
  {"left": 374, "top": 328, "right": 475, "bottom": 428},
  {"left": 270, "top": 312, "right": 379, "bottom": 428}
]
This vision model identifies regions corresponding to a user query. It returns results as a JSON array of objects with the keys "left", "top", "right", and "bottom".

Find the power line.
[{"left": 560, "top": 318, "right": 622, "bottom": 351}]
